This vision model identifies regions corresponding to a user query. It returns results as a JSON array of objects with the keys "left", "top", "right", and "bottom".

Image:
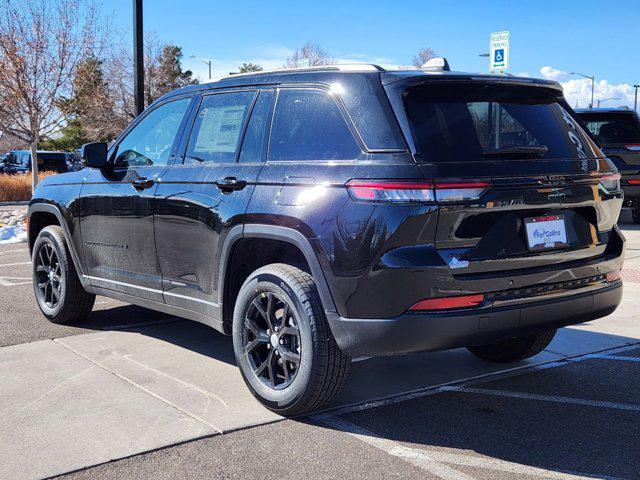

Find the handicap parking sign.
[{"left": 490, "top": 31, "right": 510, "bottom": 71}]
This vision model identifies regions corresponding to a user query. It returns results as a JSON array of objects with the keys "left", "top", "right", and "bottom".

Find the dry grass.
[{"left": 0, "top": 173, "right": 55, "bottom": 202}]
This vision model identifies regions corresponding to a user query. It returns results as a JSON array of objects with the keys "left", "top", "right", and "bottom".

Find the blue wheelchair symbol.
[{"left": 494, "top": 49, "right": 505, "bottom": 64}]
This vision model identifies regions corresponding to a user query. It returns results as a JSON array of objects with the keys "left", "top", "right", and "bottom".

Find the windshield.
[
  {"left": 403, "top": 83, "right": 600, "bottom": 162},
  {"left": 576, "top": 112, "right": 640, "bottom": 144}
]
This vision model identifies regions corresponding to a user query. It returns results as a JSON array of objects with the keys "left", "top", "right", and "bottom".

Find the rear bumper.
[{"left": 328, "top": 281, "right": 622, "bottom": 356}]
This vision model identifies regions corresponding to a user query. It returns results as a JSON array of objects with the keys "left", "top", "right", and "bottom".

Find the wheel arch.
[
  {"left": 28, "top": 203, "right": 88, "bottom": 286},
  {"left": 219, "top": 224, "right": 337, "bottom": 334}
]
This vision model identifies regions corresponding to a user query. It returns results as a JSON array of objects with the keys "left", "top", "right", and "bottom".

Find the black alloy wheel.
[
  {"left": 34, "top": 241, "right": 64, "bottom": 310},
  {"left": 242, "top": 292, "right": 301, "bottom": 389}
]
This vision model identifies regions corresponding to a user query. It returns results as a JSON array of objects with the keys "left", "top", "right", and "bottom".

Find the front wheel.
[
  {"left": 32, "top": 225, "right": 95, "bottom": 324},
  {"left": 466, "top": 329, "right": 557, "bottom": 363},
  {"left": 232, "top": 263, "right": 350, "bottom": 416}
]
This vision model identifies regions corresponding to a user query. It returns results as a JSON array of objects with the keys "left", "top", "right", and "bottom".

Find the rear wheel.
[
  {"left": 232, "top": 263, "right": 350, "bottom": 416},
  {"left": 632, "top": 205, "right": 640, "bottom": 224},
  {"left": 32, "top": 226, "right": 95, "bottom": 324},
  {"left": 466, "top": 329, "right": 557, "bottom": 363}
]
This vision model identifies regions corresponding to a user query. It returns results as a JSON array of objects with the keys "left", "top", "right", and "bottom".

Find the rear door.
[
  {"left": 154, "top": 89, "right": 270, "bottom": 319},
  {"left": 391, "top": 81, "right": 623, "bottom": 274}
]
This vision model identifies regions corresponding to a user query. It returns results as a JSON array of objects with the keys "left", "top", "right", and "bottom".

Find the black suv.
[
  {"left": 575, "top": 108, "right": 640, "bottom": 223},
  {"left": 28, "top": 64, "right": 625, "bottom": 415},
  {"left": 2, "top": 150, "right": 73, "bottom": 174}
]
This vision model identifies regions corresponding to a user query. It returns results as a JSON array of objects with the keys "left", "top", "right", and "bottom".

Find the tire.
[
  {"left": 466, "top": 329, "right": 557, "bottom": 363},
  {"left": 232, "top": 263, "right": 350, "bottom": 416},
  {"left": 632, "top": 206, "right": 640, "bottom": 225},
  {"left": 32, "top": 225, "right": 95, "bottom": 324}
]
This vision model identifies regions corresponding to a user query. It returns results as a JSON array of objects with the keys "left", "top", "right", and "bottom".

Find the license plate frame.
[{"left": 524, "top": 214, "right": 569, "bottom": 251}]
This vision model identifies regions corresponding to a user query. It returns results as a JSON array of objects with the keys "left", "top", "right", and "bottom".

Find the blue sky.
[{"left": 104, "top": 0, "right": 640, "bottom": 108}]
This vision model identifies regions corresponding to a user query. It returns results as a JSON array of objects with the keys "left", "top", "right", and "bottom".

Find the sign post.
[{"left": 489, "top": 31, "right": 510, "bottom": 73}]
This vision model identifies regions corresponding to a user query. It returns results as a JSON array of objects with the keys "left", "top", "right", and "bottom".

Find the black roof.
[{"left": 157, "top": 64, "right": 562, "bottom": 103}]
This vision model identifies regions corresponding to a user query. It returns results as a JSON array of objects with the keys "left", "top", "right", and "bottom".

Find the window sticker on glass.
[{"left": 194, "top": 105, "right": 247, "bottom": 154}]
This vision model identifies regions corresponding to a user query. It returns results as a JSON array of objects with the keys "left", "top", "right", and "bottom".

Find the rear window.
[
  {"left": 404, "top": 84, "right": 599, "bottom": 162},
  {"left": 577, "top": 112, "right": 640, "bottom": 144}
]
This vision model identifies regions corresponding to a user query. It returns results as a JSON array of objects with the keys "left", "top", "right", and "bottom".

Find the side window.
[
  {"left": 269, "top": 89, "right": 360, "bottom": 161},
  {"left": 239, "top": 90, "right": 274, "bottom": 163},
  {"left": 114, "top": 97, "right": 191, "bottom": 168},
  {"left": 185, "top": 91, "right": 255, "bottom": 164}
]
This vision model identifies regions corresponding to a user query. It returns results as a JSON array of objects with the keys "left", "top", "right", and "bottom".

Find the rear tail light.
[
  {"left": 409, "top": 294, "right": 485, "bottom": 311},
  {"left": 625, "top": 144, "right": 640, "bottom": 151},
  {"left": 434, "top": 182, "right": 491, "bottom": 202},
  {"left": 628, "top": 179, "right": 640, "bottom": 185},
  {"left": 346, "top": 180, "right": 491, "bottom": 203},
  {"left": 346, "top": 181, "right": 435, "bottom": 202},
  {"left": 600, "top": 172, "right": 621, "bottom": 190}
]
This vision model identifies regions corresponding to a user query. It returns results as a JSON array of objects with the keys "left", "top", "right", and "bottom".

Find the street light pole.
[
  {"left": 570, "top": 72, "right": 595, "bottom": 109},
  {"left": 634, "top": 85, "right": 639, "bottom": 112},
  {"left": 133, "top": 0, "right": 144, "bottom": 115},
  {"left": 597, "top": 97, "right": 620, "bottom": 108},
  {"left": 190, "top": 56, "right": 212, "bottom": 80}
]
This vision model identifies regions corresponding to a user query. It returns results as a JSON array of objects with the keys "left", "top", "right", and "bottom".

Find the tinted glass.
[
  {"left": 239, "top": 90, "right": 274, "bottom": 163},
  {"left": 185, "top": 91, "right": 255, "bottom": 164},
  {"left": 269, "top": 89, "right": 360, "bottom": 161},
  {"left": 577, "top": 112, "right": 640, "bottom": 144},
  {"left": 114, "top": 98, "right": 190, "bottom": 168},
  {"left": 404, "top": 84, "right": 599, "bottom": 162}
]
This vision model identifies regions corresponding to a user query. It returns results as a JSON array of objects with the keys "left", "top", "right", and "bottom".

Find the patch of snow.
[{"left": 0, "top": 224, "right": 27, "bottom": 244}]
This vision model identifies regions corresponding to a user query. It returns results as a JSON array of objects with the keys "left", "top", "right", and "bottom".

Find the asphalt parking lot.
[{"left": 1, "top": 210, "right": 639, "bottom": 479}]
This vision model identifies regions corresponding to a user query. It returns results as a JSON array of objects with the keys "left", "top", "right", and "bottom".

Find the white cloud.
[
  {"left": 536, "top": 66, "right": 636, "bottom": 109},
  {"left": 560, "top": 78, "right": 636, "bottom": 109},
  {"left": 539, "top": 66, "right": 568, "bottom": 81}
]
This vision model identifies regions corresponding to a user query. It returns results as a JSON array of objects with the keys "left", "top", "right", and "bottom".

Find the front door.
[{"left": 79, "top": 96, "right": 193, "bottom": 302}]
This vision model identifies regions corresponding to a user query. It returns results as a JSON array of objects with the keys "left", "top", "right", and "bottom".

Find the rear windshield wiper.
[{"left": 481, "top": 146, "right": 548, "bottom": 159}]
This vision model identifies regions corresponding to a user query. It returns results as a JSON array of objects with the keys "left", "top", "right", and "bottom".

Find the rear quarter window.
[{"left": 269, "top": 89, "right": 361, "bottom": 161}]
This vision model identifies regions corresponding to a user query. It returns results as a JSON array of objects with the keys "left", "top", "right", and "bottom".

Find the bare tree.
[
  {"left": 411, "top": 47, "right": 437, "bottom": 68},
  {"left": 0, "top": 0, "right": 105, "bottom": 190},
  {"left": 284, "top": 42, "right": 334, "bottom": 68}
]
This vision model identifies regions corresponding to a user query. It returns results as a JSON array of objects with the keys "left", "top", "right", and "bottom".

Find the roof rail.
[{"left": 206, "top": 63, "right": 386, "bottom": 83}]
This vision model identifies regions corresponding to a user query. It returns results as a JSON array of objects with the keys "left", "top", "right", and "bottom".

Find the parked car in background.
[
  {"left": 575, "top": 108, "right": 640, "bottom": 223},
  {"left": 28, "top": 62, "right": 624, "bottom": 415},
  {"left": 0, "top": 153, "right": 8, "bottom": 173},
  {"left": 1, "top": 150, "right": 75, "bottom": 175}
]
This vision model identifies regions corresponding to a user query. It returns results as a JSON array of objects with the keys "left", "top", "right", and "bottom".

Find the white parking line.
[
  {"left": 315, "top": 414, "right": 602, "bottom": 480},
  {"left": 441, "top": 386, "right": 640, "bottom": 412},
  {"left": 0, "top": 261, "right": 30, "bottom": 268},
  {"left": 590, "top": 354, "right": 640, "bottom": 363},
  {"left": 0, "top": 249, "right": 26, "bottom": 255},
  {"left": 0, "top": 278, "right": 31, "bottom": 286}
]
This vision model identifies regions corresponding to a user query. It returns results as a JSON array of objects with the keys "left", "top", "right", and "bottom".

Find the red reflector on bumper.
[
  {"left": 409, "top": 294, "right": 485, "bottom": 311},
  {"left": 606, "top": 271, "right": 622, "bottom": 283}
]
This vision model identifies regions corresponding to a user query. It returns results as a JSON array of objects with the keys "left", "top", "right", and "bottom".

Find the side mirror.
[{"left": 80, "top": 142, "right": 108, "bottom": 169}]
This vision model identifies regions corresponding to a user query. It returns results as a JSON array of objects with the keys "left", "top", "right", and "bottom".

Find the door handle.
[
  {"left": 131, "top": 177, "right": 155, "bottom": 190},
  {"left": 216, "top": 177, "right": 247, "bottom": 192}
]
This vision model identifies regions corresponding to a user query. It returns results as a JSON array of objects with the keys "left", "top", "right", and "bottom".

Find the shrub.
[{"left": 0, "top": 173, "right": 54, "bottom": 202}]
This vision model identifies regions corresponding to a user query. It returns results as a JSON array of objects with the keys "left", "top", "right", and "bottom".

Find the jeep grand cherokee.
[{"left": 28, "top": 63, "right": 624, "bottom": 415}]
